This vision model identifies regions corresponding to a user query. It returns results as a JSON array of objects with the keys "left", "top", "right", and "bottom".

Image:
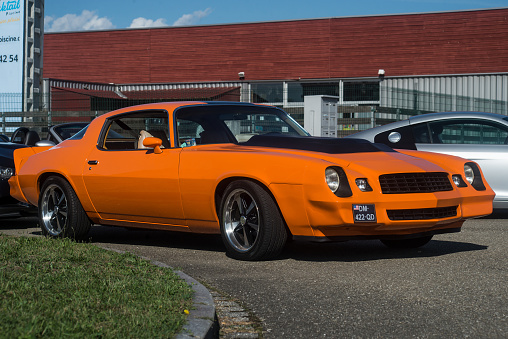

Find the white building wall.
[{"left": 381, "top": 74, "right": 508, "bottom": 115}]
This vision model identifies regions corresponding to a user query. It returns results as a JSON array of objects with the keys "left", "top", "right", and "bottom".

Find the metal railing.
[{"left": 1, "top": 81, "right": 507, "bottom": 138}]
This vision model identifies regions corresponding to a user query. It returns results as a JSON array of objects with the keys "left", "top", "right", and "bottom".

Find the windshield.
[{"left": 175, "top": 104, "right": 309, "bottom": 146}]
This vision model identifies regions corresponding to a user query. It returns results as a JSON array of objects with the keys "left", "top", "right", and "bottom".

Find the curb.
[
  {"left": 153, "top": 260, "right": 218, "bottom": 339},
  {"left": 100, "top": 248, "right": 218, "bottom": 339}
]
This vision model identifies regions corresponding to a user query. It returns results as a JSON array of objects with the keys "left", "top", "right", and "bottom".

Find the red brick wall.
[{"left": 43, "top": 8, "right": 508, "bottom": 84}]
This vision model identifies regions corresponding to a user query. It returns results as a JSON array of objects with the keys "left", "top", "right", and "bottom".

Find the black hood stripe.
[{"left": 242, "top": 135, "right": 396, "bottom": 154}]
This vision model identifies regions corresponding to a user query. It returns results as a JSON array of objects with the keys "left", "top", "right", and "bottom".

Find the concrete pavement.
[{"left": 2, "top": 214, "right": 507, "bottom": 338}]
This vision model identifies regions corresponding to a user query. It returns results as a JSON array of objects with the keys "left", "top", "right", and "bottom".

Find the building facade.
[{"left": 5, "top": 7, "right": 508, "bottom": 135}]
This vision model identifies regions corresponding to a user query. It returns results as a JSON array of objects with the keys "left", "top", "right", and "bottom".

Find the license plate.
[{"left": 353, "top": 204, "right": 377, "bottom": 223}]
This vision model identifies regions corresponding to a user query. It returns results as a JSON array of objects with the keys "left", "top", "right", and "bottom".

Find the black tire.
[
  {"left": 39, "top": 176, "right": 91, "bottom": 240},
  {"left": 219, "top": 180, "right": 287, "bottom": 261},
  {"left": 380, "top": 235, "right": 433, "bottom": 249}
]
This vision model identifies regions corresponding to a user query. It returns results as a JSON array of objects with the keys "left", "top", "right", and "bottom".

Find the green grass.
[{"left": 0, "top": 235, "right": 193, "bottom": 338}]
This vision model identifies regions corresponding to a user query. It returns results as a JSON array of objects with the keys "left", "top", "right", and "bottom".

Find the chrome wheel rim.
[
  {"left": 41, "top": 184, "right": 68, "bottom": 236},
  {"left": 223, "top": 188, "right": 260, "bottom": 252}
]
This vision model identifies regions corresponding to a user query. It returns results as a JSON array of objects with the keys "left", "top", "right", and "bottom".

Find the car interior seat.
[
  {"left": 430, "top": 125, "right": 444, "bottom": 144},
  {"left": 24, "top": 131, "right": 41, "bottom": 146},
  {"left": 10, "top": 127, "right": 30, "bottom": 144},
  {"left": 138, "top": 129, "right": 170, "bottom": 149},
  {"left": 148, "top": 129, "right": 171, "bottom": 148},
  {"left": 137, "top": 130, "right": 153, "bottom": 149},
  {"left": 199, "top": 130, "right": 230, "bottom": 144}
]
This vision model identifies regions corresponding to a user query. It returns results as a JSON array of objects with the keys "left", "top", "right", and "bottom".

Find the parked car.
[
  {"left": 0, "top": 122, "right": 88, "bottom": 217},
  {"left": 9, "top": 103, "right": 494, "bottom": 260},
  {"left": 46, "top": 123, "right": 90, "bottom": 144},
  {"left": 345, "top": 111, "right": 508, "bottom": 209}
]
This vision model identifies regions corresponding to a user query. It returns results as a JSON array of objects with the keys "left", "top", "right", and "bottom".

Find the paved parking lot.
[{"left": 2, "top": 213, "right": 507, "bottom": 338}]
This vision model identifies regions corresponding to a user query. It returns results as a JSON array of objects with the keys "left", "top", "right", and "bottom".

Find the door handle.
[{"left": 88, "top": 160, "right": 98, "bottom": 165}]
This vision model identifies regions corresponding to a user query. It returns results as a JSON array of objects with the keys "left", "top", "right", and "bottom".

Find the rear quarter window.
[{"left": 373, "top": 125, "right": 416, "bottom": 149}]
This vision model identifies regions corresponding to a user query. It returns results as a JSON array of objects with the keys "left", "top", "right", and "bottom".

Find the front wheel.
[
  {"left": 220, "top": 180, "right": 287, "bottom": 261},
  {"left": 380, "top": 235, "right": 433, "bottom": 249},
  {"left": 39, "top": 176, "right": 91, "bottom": 240}
]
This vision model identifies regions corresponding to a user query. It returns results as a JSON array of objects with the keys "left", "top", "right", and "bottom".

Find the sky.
[{"left": 44, "top": 0, "right": 508, "bottom": 32}]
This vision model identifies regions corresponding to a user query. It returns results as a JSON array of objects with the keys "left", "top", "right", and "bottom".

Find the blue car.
[{"left": 0, "top": 123, "right": 88, "bottom": 217}]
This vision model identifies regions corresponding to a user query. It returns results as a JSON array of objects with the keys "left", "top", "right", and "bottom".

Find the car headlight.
[
  {"left": 464, "top": 164, "right": 474, "bottom": 185},
  {"left": 325, "top": 168, "right": 339, "bottom": 193},
  {"left": 464, "top": 162, "right": 487, "bottom": 191},
  {"left": 0, "top": 167, "right": 14, "bottom": 180},
  {"left": 325, "top": 166, "right": 353, "bottom": 197}
]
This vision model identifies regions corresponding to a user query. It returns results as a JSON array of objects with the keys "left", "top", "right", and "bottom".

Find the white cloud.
[
  {"left": 173, "top": 8, "right": 212, "bottom": 26},
  {"left": 45, "top": 15, "right": 54, "bottom": 27},
  {"left": 129, "top": 17, "right": 168, "bottom": 28},
  {"left": 45, "top": 10, "right": 115, "bottom": 32}
]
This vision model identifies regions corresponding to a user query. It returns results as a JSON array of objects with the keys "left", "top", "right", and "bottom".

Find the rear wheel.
[
  {"left": 220, "top": 180, "right": 287, "bottom": 261},
  {"left": 39, "top": 176, "right": 91, "bottom": 240},
  {"left": 380, "top": 235, "right": 433, "bottom": 249}
]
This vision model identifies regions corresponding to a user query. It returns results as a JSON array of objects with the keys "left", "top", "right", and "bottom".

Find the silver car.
[{"left": 346, "top": 112, "right": 508, "bottom": 209}]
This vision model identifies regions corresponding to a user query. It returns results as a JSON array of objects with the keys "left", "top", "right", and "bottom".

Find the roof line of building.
[
  {"left": 45, "top": 7, "right": 508, "bottom": 35},
  {"left": 46, "top": 72, "right": 508, "bottom": 91}
]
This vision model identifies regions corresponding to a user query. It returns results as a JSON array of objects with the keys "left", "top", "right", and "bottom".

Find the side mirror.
[{"left": 143, "top": 137, "right": 163, "bottom": 154}]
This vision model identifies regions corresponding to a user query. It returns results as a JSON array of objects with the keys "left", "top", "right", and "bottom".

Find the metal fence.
[{"left": 1, "top": 75, "right": 507, "bottom": 138}]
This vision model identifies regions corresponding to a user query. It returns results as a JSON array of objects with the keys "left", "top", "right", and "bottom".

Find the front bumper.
[
  {"left": 304, "top": 188, "right": 493, "bottom": 238},
  {"left": 271, "top": 179, "right": 494, "bottom": 238}
]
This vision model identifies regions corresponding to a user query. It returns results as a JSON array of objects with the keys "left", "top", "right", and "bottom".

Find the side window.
[
  {"left": 412, "top": 124, "right": 431, "bottom": 143},
  {"left": 101, "top": 111, "right": 170, "bottom": 150},
  {"left": 429, "top": 120, "right": 508, "bottom": 144}
]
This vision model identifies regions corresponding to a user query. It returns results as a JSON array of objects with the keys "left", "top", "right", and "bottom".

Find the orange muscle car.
[{"left": 9, "top": 102, "right": 495, "bottom": 260}]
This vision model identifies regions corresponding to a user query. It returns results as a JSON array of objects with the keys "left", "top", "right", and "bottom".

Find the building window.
[
  {"left": 343, "top": 82, "right": 380, "bottom": 101},
  {"left": 251, "top": 83, "right": 283, "bottom": 103},
  {"left": 287, "top": 83, "right": 340, "bottom": 102}
]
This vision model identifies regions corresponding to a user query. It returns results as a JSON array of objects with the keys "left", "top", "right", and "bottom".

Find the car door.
[
  {"left": 82, "top": 110, "right": 186, "bottom": 227},
  {"left": 412, "top": 119, "right": 508, "bottom": 205}
]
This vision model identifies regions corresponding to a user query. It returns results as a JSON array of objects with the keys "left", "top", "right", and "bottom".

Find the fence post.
[{"left": 370, "top": 106, "right": 376, "bottom": 128}]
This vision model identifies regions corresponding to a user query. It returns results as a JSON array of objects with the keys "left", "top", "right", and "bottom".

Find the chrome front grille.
[{"left": 379, "top": 172, "right": 453, "bottom": 194}]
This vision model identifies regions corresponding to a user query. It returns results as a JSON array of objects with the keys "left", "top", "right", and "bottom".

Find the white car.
[{"left": 346, "top": 112, "right": 508, "bottom": 209}]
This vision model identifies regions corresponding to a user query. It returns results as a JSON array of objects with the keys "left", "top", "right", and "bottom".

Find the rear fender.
[{"left": 9, "top": 146, "right": 53, "bottom": 204}]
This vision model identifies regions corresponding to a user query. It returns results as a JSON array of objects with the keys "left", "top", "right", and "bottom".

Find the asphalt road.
[{"left": 2, "top": 213, "right": 507, "bottom": 338}]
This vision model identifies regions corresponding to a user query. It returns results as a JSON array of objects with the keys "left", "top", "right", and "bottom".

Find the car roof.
[
  {"left": 408, "top": 111, "right": 508, "bottom": 124},
  {"left": 345, "top": 111, "right": 508, "bottom": 141},
  {"left": 99, "top": 101, "right": 265, "bottom": 120}
]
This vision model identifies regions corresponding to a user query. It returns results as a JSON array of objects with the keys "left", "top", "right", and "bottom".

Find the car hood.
[
  {"left": 208, "top": 135, "right": 452, "bottom": 174},
  {"left": 242, "top": 134, "right": 394, "bottom": 154}
]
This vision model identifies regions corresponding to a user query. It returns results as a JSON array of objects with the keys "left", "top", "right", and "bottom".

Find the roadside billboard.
[{"left": 0, "top": 0, "right": 24, "bottom": 111}]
